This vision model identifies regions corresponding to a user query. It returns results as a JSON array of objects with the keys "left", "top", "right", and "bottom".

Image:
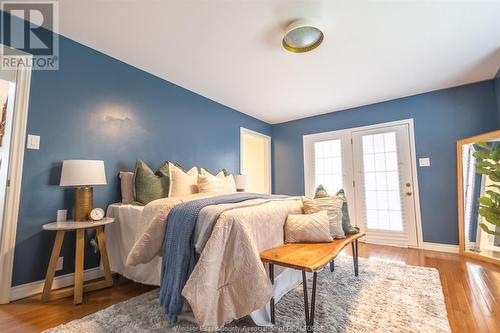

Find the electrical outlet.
[
  {"left": 57, "top": 209, "right": 67, "bottom": 222},
  {"left": 419, "top": 157, "right": 431, "bottom": 167},
  {"left": 56, "top": 257, "right": 63, "bottom": 271},
  {"left": 27, "top": 134, "right": 40, "bottom": 150}
]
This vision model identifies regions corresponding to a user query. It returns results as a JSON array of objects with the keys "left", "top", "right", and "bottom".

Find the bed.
[{"left": 105, "top": 192, "right": 304, "bottom": 329}]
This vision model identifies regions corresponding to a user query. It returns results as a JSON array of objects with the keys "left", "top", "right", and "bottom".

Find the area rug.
[{"left": 44, "top": 256, "right": 450, "bottom": 332}]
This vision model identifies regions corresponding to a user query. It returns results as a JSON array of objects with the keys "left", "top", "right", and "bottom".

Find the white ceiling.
[{"left": 51, "top": 1, "right": 500, "bottom": 123}]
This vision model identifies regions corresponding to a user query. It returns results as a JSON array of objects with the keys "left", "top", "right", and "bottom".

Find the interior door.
[
  {"left": 240, "top": 128, "right": 271, "bottom": 193},
  {"left": 351, "top": 124, "right": 418, "bottom": 247}
]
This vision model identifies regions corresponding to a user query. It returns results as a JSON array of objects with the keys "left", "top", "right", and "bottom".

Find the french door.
[{"left": 304, "top": 120, "right": 420, "bottom": 248}]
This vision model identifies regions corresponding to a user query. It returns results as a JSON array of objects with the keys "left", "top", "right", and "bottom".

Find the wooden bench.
[{"left": 260, "top": 232, "right": 366, "bottom": 332}]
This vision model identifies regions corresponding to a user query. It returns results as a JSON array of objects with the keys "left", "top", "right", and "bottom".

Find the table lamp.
[
  {"left": 60, "top": 160, "right": 107, "bottom": 221},
  {"left": 234, "top": 174, "right": 250, "bottom": 192}
]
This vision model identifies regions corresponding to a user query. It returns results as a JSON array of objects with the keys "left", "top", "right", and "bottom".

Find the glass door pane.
[
  {"left": 314, "top": 139, "right": 343, "bottom": 194},
  {"left": 361, "top": 132, "right": 403, "bottom": 231}
]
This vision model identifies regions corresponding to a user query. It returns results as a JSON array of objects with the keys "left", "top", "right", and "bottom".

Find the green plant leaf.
[
  {"left": 475, "top": 141, "right": 492, "bottom": 150},
  {"left": 473, "top": 151, "right": 490, "bottom": 160},
  {"left": 479, "top": 223, "right": 500, "bottom": 236},
  {"left": 479, "top": 196, "right": 493, "bottom": 206}
]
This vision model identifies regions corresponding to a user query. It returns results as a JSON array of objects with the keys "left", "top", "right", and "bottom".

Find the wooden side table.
[{"left": 41, "top": 218, "right": 114, "bottom": 304}]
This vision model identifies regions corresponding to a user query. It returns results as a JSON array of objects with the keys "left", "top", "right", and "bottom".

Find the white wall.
[{"left": 241, "top": 131, "right": 270, "bottom": 193}]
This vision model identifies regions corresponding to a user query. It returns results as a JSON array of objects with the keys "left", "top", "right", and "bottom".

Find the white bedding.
[
  {"left": 105, "top": 203, "right": 162, "bottom": 285},
  {"left": 105, "top": 196, "right": 303, "bottom": 328}
]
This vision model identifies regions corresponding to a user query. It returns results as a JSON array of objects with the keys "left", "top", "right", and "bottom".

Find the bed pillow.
[
  {"left": 197, "top": 173, "right": 236, "bottom": 194},
  {"left": 302, "top": 196, "right": 346, "bottom": 239},
  {"left": 199, "top": 168, "right": 225, "bottom": 177},
  {"left": 314, "top": 184, "right": 329, "bottom": 199},
  {"left": 168, "top": 162, "right": 199, "bottom": 197},
  {"left": 119, "top": 171, "right": 134, "bottom": 204},
  {"left": 335, "top": 189, "right": 360, "bottom": 235},
  {"left": 133, "top": 160, "right": 170, "bottom": 205},
  {"left": 285, "top": 211, "right": 333, "bottom": 243}
]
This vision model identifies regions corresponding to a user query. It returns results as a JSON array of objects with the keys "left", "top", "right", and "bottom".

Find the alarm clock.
[{"left": 89, "top": 208, "right": 105, "bottom": 221}]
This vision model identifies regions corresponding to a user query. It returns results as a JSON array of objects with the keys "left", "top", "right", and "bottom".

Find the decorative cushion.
[
  {"left": 133, "top": 160, "right": 170, "bottom": 205},
  {"left": 302, "top": 196, "right": 346, "bottom": 239},
  {"left": 168, "top": 162, "right": 199, "bottom": 197},
  {"left": 119, "top": 171, "right": 134, "bottom": 204},
  {"left": 314, "top": 184, "right": 329, "bottom": 199},
  {"left": 285, "top": 211, "right": 333, "bottom": 243},
  {"left": 197, "top": 172, "right": 236, "bottom": 194},
  {"left": 199, "top": 168, "right": 225, "bottom": 177},
  {"left": 199, "top": 168, "right": 230, "bottom": 177},
  {"left": 335, "top": 189, "right": 360, "bottom": 235}
]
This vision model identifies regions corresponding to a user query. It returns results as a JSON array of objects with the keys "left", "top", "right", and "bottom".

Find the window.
[
  {"left": 313, "top": 139, "right": 343, "bottom": 195},
  {"left": 361, "top": 132, "right": 403, "bottom": 231}
]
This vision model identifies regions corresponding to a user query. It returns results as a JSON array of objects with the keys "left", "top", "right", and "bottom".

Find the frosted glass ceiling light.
[{"left": 282, "top": 20, "right": 324, "bottom": 53}]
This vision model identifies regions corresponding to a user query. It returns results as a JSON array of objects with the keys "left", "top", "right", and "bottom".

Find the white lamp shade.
[
  {"left": 60, "top": 160, "right": 107, "bottom": 186},
  {"left": 234, "top": 174, "right": 250, "bottom": 190}
]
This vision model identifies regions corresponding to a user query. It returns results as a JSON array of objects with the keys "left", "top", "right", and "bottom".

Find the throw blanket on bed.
[
  {"left": 159, "top": 193, "right": 283, "bottom": 321},
  {"left": 194, "top": 197, "right": 295, "bottom": 254}
]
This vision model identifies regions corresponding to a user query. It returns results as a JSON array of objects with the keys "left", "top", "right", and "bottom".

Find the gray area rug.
[{"left": 44, "top": 256, "right": 450, "bottom": 332}]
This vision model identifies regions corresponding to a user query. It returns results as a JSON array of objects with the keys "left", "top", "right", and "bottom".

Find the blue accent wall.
[
  {"left": 10, "top": 34, "right": 270, "bottom": 286},
  {"left": 272, "top": 81, "right": 499, "bottom": 245}
]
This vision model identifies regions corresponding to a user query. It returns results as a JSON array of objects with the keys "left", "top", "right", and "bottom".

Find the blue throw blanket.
[{"left": 159, "top": 193, "right": 283, "bottom": 321}]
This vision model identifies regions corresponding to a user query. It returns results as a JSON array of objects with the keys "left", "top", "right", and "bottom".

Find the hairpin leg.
[
  {"left": 302, "top": 271, "right": 318, "bottom": 332},
  {"left": 269, "top": 263, "right": 275, "bottom": 324},
  {"left": 351, "top": 240, "right": 359, "bottom": 277}
]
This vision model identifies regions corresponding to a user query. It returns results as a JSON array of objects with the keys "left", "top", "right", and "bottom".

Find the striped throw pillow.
[
  {"left": 302, "top": 196, "right": 346, "bottom": 239},
  {"left": 285, "top": 211, "right": 333, "bottom": 243}
]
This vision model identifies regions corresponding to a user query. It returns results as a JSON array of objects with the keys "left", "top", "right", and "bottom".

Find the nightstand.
[{"left": 41, "top": 218, "right": 114, "bottom": 304}]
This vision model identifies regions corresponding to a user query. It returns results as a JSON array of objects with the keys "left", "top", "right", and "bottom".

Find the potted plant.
[{"left": 474, "top": 141, "right": 500, "bottom": 236}]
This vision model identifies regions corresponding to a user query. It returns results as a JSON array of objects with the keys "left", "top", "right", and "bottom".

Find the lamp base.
[{"left": 74, "top": 187, "right": 93, "bottom": 221}]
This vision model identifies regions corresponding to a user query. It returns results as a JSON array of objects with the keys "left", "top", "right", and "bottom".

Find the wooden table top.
[
  {"left": 260, "top": 232, "right": 366, "bottom": 272},
  {"left": 42, "top": 218, "right": 114, "bottom": 231}
]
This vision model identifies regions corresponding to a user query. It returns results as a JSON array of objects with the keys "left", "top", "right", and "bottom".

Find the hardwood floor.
[{"left": 0, "top": 243, "right": 498, "bottom": 333}]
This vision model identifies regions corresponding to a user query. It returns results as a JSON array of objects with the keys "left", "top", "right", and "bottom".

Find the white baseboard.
[
  {"left": 422, "top": 242, "right": 459, "bottom": 254},
  {"left": 10, "top": 267, "right": 104, "bottom": 302}
]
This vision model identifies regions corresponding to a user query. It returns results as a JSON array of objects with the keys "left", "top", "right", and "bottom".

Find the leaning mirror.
[{"left": 457, "top": 129, "right": 500, "bottom": 265}]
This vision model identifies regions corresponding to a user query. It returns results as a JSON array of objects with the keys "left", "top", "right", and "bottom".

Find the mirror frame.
[{"left": 457, "top": 129, "right": 500, "bottom": 265}]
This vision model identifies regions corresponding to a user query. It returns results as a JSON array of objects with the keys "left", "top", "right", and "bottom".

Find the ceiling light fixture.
[{"left": 282, "top": 20, "right": 324, "bottom": 53}]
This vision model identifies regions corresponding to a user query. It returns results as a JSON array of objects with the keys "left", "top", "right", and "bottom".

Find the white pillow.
[
  {"left": 285, "top": 211, "right": 333, "bottom": 243},
  {"left": 200, "top": 168, "right": 225, "bottom": 177},
  {"left": 197, "top": 173, "right": 236, "bottom": 194},
  {"left": 119, "top": 171, "right": 134, "bottom": 204},
  {"left": 302, "top": 196, "right": 346, "bottom": 239},
  {"left": 168, "top": 163, "right": 199, "bottom": 197}
]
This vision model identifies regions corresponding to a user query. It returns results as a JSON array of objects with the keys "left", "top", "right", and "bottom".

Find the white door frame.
[
  {"left": 303, "top": 119, "right": 424, "bottom": 249},
  {"left": 240, "top": 127, "right": 272, "bottom": 194},
  {"left": 0, "top": 58, "right": 32, "bottom": 303}
]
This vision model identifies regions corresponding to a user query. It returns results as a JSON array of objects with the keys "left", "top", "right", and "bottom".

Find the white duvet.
[{"left": 126, "top": 192, "right": 302, "bottom": 329}]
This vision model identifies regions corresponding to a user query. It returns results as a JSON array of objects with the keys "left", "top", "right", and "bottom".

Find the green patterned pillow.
[
  {"left": 133, "top": 160, "right": 170, "bottom": 205},
  {"left": 314, "top": 184, "right": 329, "bottom": 199},
  {"left": 312, "top": 185, "right": 358, "bottom": 235},
  {"left": 335, "top": 189, "right": 359, "bottom": 235}
]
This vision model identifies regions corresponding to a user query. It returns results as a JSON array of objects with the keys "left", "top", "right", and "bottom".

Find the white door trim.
[
  {"left": 0, "top": 58, "right": 32, "bottom": 304},
  {"left": 240, "top": 127, "right": 272, "bottom": 194},
  {"left": 303, "top": 119, "right": 424, "bottom": 249}
]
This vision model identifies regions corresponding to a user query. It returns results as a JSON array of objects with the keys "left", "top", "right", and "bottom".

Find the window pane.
[
  {"left": 362, "top": 132, "right": 403, "bottom": 231},
  {"left": 384, "top": 132, "right": 397, "bottom": 152},
  {"left": 385, "top": 152, "right": 398, "bottom": 171},
  {"left": 314, "top": 139, "right": 343, "bottom": 194}
]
